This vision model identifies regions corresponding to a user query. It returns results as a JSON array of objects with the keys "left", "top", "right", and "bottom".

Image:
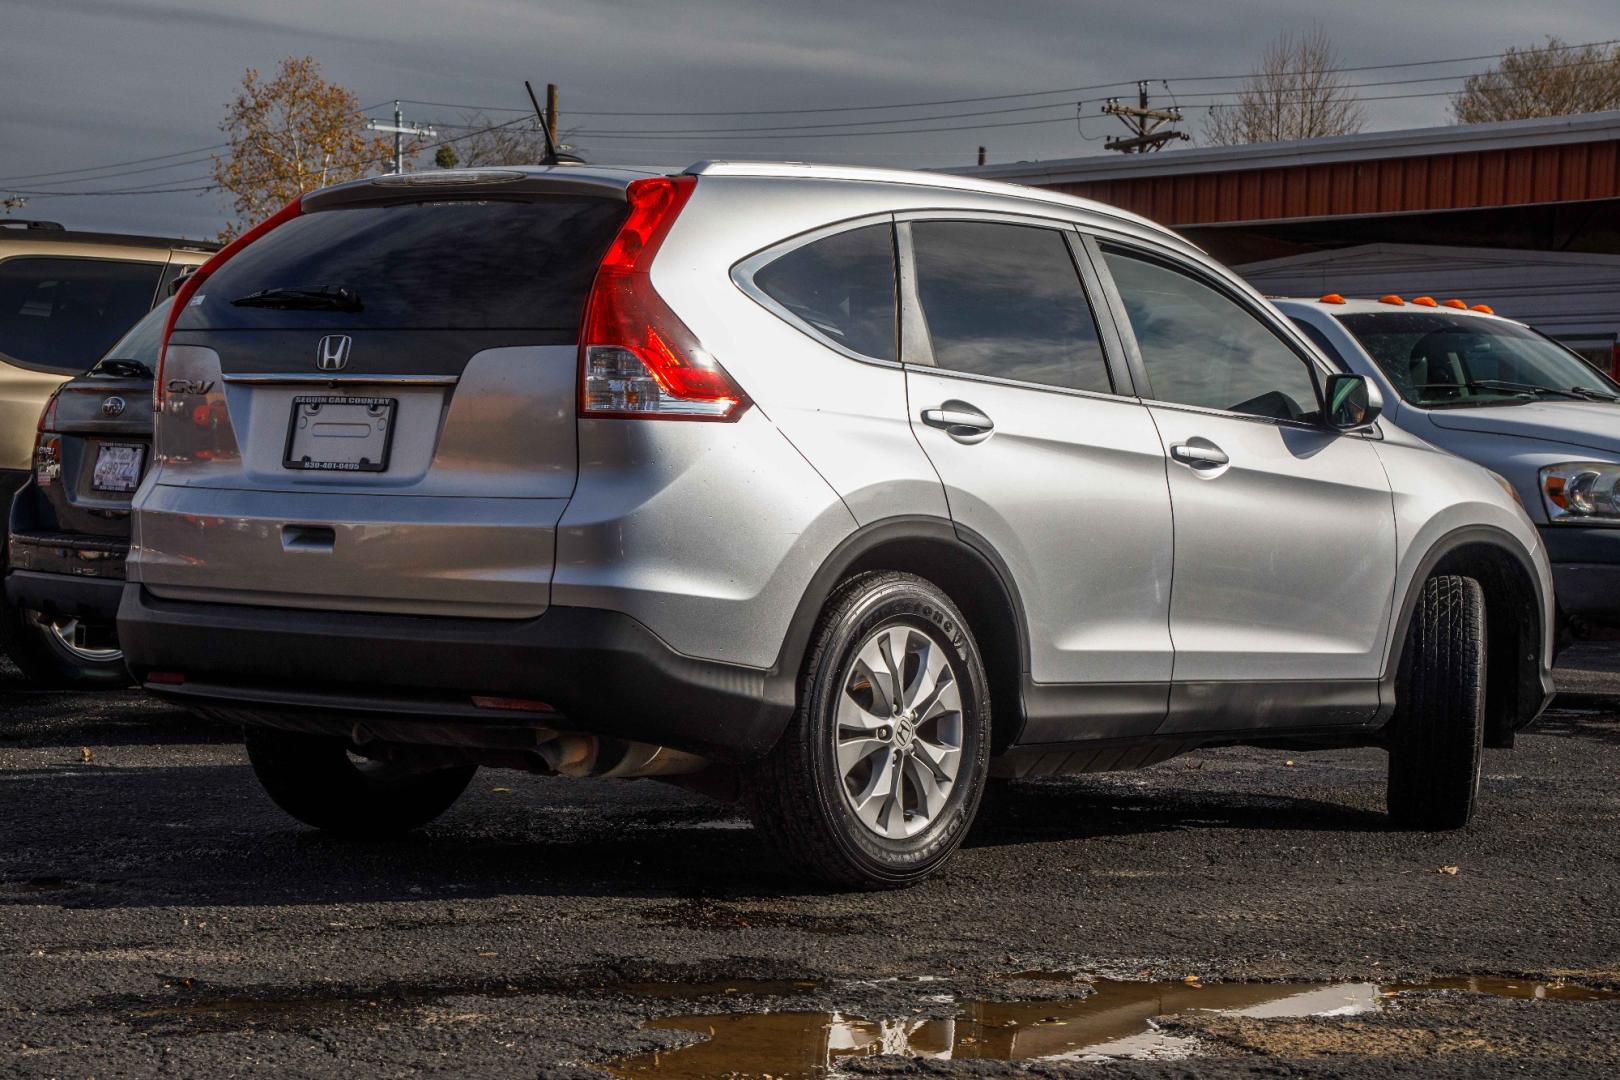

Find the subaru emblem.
[
  {"left": 101, "top": 395, "right": 127, "bottom": 418},
  {"left": 316, "top": 335, "right": 352, "bottom": 372}
]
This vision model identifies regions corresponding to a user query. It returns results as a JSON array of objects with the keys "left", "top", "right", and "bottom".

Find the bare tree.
[
  {"left": 1452, "top": 38, "right": 1620, "bottom": 124},
  {"left": 1205, "top": 26, "right": 1365, "bottom": 146},
  {"left": 435, "top": 113, "right": 578, "bottom": 168}
]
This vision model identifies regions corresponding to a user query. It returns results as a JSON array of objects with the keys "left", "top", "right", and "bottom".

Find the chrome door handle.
[
  {"left": 1170, "top": 442, "right": 1229, "bottom": 467},
  {"left": 921, "top": 401, "right": 994, "bottom": 440}
]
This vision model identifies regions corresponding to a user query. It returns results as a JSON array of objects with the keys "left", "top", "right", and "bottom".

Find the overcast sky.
[{"left": 3, "top": 0, "right": 1616, "bottom": 240}]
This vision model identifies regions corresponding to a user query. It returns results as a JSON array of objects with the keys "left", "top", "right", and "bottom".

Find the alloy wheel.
[
  {"left": 835, "top": 623, "right": 965, "bottom": 839},
  {"left": 35, "top": 613, "right": 123, "bottom": 664}
]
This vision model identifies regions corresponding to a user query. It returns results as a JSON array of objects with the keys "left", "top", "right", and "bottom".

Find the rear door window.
[
  {"left": 178, "top": 196, "right": 627, "bottom": 333},
  {"left": 752, "top": 223, "right": 897, "bottom": 362},
  {"left": 909, "top": 220, "right": 1111, "bottom": 394},
  {"left": 0, "top": 256, "right": 163, "bottom": 374}
]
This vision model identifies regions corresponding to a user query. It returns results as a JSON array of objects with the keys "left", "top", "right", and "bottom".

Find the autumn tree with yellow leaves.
[{"left": 211, "top": 57, "right": 412, "bottom": 240}]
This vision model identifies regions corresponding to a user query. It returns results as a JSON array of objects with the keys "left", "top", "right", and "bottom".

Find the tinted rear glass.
[
  {"left": 753, "top": 224, "right": 897, "bottom": 361},
  {"left": 178, "top": 196, "right": 626, "bottom": 332},
  {"left": 912, "top": 221, "right": 1111, "bottom": 394},
  {"left": 0, "top": 256, "right": 162, "bottom": 374},
  {"left": 98, "top": 296, "right": 173, "bottom": 370}
]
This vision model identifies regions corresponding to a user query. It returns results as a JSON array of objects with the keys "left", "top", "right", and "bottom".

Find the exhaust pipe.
[{"left": 536, "top": 734, "right": 707, "bottom": 778}]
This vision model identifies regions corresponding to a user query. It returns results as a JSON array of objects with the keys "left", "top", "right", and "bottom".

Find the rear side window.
[
  {"left": 1101, "top": 247, "right": 1319, "bottom": 422},
  {"left": 752, "top": 224, "right": 897, "bottom": 362},
  {"left": 0, "top": 256, "right": 162, "bottom": 374},
  {"left": 910, "top": 221, "right": 1111, "bottom": 394},
  {"left": 179, "top": 197, "right": 627, "bottom": 332}
]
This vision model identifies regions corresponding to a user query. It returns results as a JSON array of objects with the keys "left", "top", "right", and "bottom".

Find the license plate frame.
[
  {"left": 90, "top": 442, "right": 146, "bottom": 494},
  {"left": 282, "top": 395, "right": 397, "bottom": 473}
]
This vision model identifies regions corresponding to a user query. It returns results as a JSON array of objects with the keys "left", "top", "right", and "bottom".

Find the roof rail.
[
  {"left": 0, "top": 219, "right": 66, "bottom": 231},
  {"left": 682, "top": 160, "right": 1168, "bottom": 236}
]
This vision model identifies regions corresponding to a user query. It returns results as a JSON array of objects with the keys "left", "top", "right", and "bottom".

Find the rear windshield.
[
  {"left": 0, "top": 256, "right": 163, "bottom": 374},
  {"left": 92, "top": 296, "right": 172, "bottom": 374},
  {"left": 177, "top": 196, "right": 627, "bottom": 333}
]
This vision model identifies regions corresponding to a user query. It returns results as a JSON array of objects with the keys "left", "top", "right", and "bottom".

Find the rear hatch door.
[{"left": 143, "top": 173, "right": 630, "bottom": 617}]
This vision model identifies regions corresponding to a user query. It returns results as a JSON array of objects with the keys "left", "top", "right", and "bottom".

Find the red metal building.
[{"left": 960, "top": 111, "right": 1620, "bottom": 370}]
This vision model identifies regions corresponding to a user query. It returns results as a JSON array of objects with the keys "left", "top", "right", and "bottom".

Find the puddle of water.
[
  {"left": 123, "top": 978, "right": 820, "bottom": 1035},
  {"left": 607, "top": 977, "right": 1620, "bottom": 1078}
]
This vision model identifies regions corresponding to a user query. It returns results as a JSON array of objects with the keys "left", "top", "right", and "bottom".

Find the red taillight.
[
  {"left": 33, "top": 389, "right": 62, "bottom": 485},
  {"left": 37, "top": 387, "right": 60, "bottom": 433},
  {"left": 578, "top": 176, "right": 748, "bottom": 421},
  {"left": 157, "top": 197, "right": 305, "bottom": 407},
  {"left": 471, "top": 696, "right": 556, "bottom": 713}
]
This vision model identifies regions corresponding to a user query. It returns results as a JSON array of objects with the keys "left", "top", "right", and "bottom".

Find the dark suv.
[{"left": 4, "top": 300, "right": 166, "bottom": 684}]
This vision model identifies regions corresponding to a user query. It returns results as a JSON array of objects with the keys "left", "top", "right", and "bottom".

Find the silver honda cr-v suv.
[{"left": 119, "top": 162, "right": 1556, "bottom": 888}]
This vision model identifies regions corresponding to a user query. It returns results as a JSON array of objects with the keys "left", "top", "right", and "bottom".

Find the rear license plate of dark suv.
[
  {"left": 91, "top": 443, "right": 146, "bottom": 493},
  {"left": 283, "top": 396, "right": 396, "bottom": 473}
]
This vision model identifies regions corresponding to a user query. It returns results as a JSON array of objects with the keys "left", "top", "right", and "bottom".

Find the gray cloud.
[{"left": 4, "top": 0, "right": 1616, "bottom": 239}]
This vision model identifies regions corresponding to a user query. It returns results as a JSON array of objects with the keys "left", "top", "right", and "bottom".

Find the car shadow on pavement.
[
  {"left": 0, "top": 687, "right": 236, "bottom": 749},
  {"left": 966, "top": 776, "right": 1389, "bottom": 849},
  {"left": 0, "top": 757, "right": 1391, "bottom": 909}
]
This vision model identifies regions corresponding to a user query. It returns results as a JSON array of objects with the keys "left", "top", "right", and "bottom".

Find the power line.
[
  {"left": 15, "top": 40, "right": 1620, "bottom": 195},
  {"left": 398, "top": 36, "right": 1620, "bottom": 118},
  {"left": 550, "top": 53, "right": 1620, "bottom": 138},
  {"left": 0, "top": 100, "right": 396, "bottom": 186},
  {"left": 12, "top": 113, "right": 537, "bottom": 198}
]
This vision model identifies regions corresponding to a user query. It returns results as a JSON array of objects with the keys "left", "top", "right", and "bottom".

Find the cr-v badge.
[{"left": 317, "top": 335, "right": 352, "bottom": 371}]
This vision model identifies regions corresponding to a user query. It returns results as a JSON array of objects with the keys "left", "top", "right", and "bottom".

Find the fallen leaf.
[
  {"left": 1439, "top": 866, "right": 1460, "bottom": 875},
  {"left": 1183, "top": 975, "right": 1201, "bottom": 984},
  {"left": 491, "top": 787, "right": 512, "bottom": 794},
  {"left": 80, "top": 747, "right": 93, "bottom": 763},
  {"left": 1284, "top": 759, "right": 1295, "bottom": 767}
]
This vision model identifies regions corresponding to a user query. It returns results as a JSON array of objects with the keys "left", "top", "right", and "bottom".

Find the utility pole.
[
  {"left": 545, "top": 84, "right": 559, "bottom": 147},
  {"left": 367, "top": 101, "right": 438, "bottom": 174},
  {"left": 1101, "top": 81, "right": 1189, "bottom": 154}
]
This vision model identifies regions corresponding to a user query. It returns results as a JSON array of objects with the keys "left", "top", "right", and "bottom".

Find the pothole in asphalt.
[{"left": 607, "top": 977, "right": 1620, "bottom": 1078}]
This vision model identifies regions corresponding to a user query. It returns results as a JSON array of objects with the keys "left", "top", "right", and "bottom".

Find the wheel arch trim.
[
  {"left": 767, "top": 515, "right": 1032, "bottom": 747},
  {"left": 1381, "top": 523, "right": 1554, "bottom": 742}
]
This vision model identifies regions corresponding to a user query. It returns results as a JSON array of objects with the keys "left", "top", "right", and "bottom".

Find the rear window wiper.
[
  {"left": 231, "top": 285, "right": 362, "bottom": 312},
  {"left": 92, "top": 358, "right": 153, "bottom": 379}
]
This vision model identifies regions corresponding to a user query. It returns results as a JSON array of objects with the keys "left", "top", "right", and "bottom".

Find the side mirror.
[{"left": 1323, "top": 373, "right": 1382, "bottom": 431}]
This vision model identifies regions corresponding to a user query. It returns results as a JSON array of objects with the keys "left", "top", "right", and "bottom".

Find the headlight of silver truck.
[{"left": 1540, "top": 461, "right": 1620, "bottom": 524}]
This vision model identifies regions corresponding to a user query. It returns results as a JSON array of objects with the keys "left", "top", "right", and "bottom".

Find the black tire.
[
  {"left": 746, "top": 571, "right": 991, "bottom": 889},
  {"left": 1387, "top": 574, "right": 1486, "bottom": 830},
  {"left": 0, "top": 601, "right": 131, "bottom": 688},
  {"left": 243, "top": 727, "right": 476, "bottom": 837}
]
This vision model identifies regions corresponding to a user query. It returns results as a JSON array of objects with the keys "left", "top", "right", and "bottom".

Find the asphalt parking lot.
[{"left": 4, "top": 648, "right": 1620, "bottom": 1078}]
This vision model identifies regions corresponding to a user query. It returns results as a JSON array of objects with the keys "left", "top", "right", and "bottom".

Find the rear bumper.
[
  {"left": 116, "top": 585, "right": 794, "bottom": 761},
  {"left": 6, "top": 570, "right": 124, "bottom": 621},
  {"left": 1542, "top": 525, "right": 1620, "bottom": 625}
]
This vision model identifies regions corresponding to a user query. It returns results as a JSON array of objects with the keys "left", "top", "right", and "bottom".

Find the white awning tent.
[{"left": 1236, "top": 243, "right": 1620, "bottom": 349}]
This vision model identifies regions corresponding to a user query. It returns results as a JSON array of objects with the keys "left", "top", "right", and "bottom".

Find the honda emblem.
[{"left": 316, "top": 335, "right": 352, "bottom": 372}]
